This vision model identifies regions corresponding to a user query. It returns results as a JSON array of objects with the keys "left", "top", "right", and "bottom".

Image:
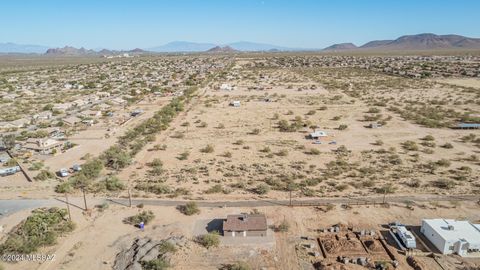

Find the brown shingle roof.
[{"left": 223, "top": 214, "right": 267, "bottom": 231}]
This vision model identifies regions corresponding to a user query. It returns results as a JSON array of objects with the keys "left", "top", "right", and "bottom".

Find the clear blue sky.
[{"left": 1, "top": 0, "right": 479, "bottom": 50}]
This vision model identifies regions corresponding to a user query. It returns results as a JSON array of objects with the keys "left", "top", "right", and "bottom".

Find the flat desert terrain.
[{"left": 1, "top": 54, "right": 479, "bottom": 270}]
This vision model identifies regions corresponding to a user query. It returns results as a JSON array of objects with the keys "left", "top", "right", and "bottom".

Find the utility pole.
[
  {"left": 82, "top": 187, "right": 88, "bottom": 210},
  {"left": 65, "top": 192, "right": 72, "bottom": 221}
]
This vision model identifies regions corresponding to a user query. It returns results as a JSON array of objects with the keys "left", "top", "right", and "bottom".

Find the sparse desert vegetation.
[{"left": 1, "top": 51, "right": 480, "bottom": 270}]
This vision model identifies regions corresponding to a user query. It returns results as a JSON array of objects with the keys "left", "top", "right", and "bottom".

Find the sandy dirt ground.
[
  {"left": 435, "top": 78, "right": 480, "bottom": 89},
  {"left": 1, "top": 201, "right": 480, "bottom": 270},
  {"left": 114, "top": 66, "right": 480, "bottom": 202}
]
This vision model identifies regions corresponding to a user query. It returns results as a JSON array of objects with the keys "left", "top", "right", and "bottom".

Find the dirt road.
[{"left": 1, "top": 193, "right": 477, "bottom": 219}]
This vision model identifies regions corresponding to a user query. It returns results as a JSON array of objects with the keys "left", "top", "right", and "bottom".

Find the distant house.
[
  {"left": 12, "top": 118, "right": 29, "bottom": 128},
  {"left": 79, "top": 110, "right": 101, "bottom": 118},
  {"left": 95, "top": 91, "right": 111, "bottom": 98},
  {"left": 309, "top": 130, "right": 328, "bottom": 139},
  {"left": 368, "top": 123, "right": 382, "bottom": 129},
  {"left": 33, "top": 111, "right": 53, "bottom": 121},
  {"left": 97, "top": 103, "right": 111, "bottom": 111},
  {"left": 85, "top": 94, "right": 100, "bottom": 103},
  {"left": 174, "top": 90, "right": 184, "bottom": 97},
  {"left": 23, "top": 90, "right": 35, "bottom": 96},
  {"left": 53, "top": 103, "right": 73, "bottom": 112},
  {"left": 220, "top": 83, "right": 233, "bottom": 91},
  {"left": 0, "top": 118, "right": 29, "bottom": 130},
  {"left": 0, "top": 122, "right": 18, "bottom": 130},
  {"left": 82, "top": 119, "right": 94, "bottom": 126},
  {"left": 230, "top": 101, "right": 241, "bottom": 107},
  {"left": 2, "top": 93, "right": 19, "bottom": 101},
  {"left": 111, "top": 97, "right": 127, "bottom": 106},
  {"left": 73, "top": 98, "right": 89, "bottom": 107},
  {"left": 23, "top": 138, "right": 63, "bottom": 154},
  {"left": 223, "top": 214, "right": 268, "bottom": 237},
  {"left": 63, "top": 116, "right": 82, "bottom": 126},
  {"left": 49, "top": 129, "right": 66, "bottom": 139}
]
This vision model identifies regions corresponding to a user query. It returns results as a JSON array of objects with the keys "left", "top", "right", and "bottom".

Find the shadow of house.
[{"left": 206, "top": 218, "right": 224, "bottom": 234}]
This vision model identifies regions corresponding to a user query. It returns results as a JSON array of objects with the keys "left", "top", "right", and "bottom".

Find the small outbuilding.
[
  {"left": 421, "top": 219, "right": 480, "bottom": 256},
  {"left": 63, "top": 116, "right": 82, "bottom": 126},
  {"left": 309, "top": 130, "right": 328, "bottom": 140},
  {"left": 230, "top": 101, "right": 241, "bottom": 107},
  {"left": 220, "top": 83, "right": 233, "bottom": 91},
  {"left": 368, "top": 122, "right": 382, "bottom": 129},
  {"left": 223, "top": 214, "right": 267, "bottom": 237}
]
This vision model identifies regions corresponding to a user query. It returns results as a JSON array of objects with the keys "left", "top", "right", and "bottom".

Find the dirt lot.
[
  {"left": 435, "top": 78, "right": 480, "bottom": 89},
  {"left": 116, "top": 62, "right": 480, "bottom": 201},
  {"left": 1, "top": 201, "right": 479, "bottom": 270}
]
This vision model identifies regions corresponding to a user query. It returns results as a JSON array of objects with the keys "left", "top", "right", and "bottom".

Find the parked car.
[
  {"left": 0, "top": 166, "right": 20, "bottom": 177},
  {"left": 131, "top": 109, "right": 143, "bottom": 117},
  {"left": 58, "top": 168, "right": 69, "bottom": 177},
  {"left": 72, "top": 164, "right": 82, "bottom": 172}
]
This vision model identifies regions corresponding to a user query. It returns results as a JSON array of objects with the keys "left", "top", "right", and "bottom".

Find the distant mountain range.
[
  {"left": 323, "top": 33, "right": 480, "bottom": 51},
  {"left": 0, "top": 42, "right": 49, "bottom": 54},
  {"left": 45, "top": 46, "right": 146, "bottom": 56},
  {"left": 147, "top": 41, "right": 296, "bottom": 52},
  {"left": 45, "top": 46, "right": 96, "bottom": 55},
  {"left": 2, "top": 33, "right": 480, "bottom": 54}
]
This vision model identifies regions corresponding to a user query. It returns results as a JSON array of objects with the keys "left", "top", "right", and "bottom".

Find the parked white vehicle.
[{"left": 58, "top": 168, "right": 69, "bottom": 177}]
